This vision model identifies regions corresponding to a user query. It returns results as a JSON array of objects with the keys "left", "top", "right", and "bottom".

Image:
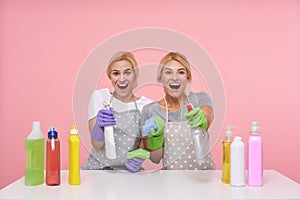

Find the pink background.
[{"left": 1, "top": 1, "right": 300, "bottom": 188}]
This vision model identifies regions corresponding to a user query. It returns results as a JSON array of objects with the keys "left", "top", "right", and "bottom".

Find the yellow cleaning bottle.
[
  {"left": 222, "top": 126, "right": 234, "bottom": 184},
  {"left": 68, "top": 125, "right": 80, "bottom": 185}
]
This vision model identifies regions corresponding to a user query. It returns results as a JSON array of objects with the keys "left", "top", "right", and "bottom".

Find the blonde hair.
[
  {"left": 106, "top": 51, "right": 138, "bottom": 79},
  {"left": 157, "top": 52, "right": 192, "bottom": 82}
]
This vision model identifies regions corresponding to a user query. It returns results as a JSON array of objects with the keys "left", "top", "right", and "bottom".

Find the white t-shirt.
[{"left": 88, "top": 88, "right": 153, "bottom": 120}]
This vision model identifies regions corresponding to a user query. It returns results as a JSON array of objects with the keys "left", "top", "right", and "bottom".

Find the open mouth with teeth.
[
  {"left": 169, "top": 83, "right": 180, "bottom": 89},
  {"left": 117, "top": 83, "right": 128, "bottom": 90}
]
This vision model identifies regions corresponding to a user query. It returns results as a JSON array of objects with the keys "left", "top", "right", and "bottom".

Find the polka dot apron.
[
  {"left": 162, "top": 99, "right": 215, "bottom": 170},
  {"left": 82, "top": 99, "right": 141, "bottom": 170}
]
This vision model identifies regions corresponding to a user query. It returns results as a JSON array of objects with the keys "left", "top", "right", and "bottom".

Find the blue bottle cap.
[{"left": 48, "top": 126, "right": 58, "bottom": 139}]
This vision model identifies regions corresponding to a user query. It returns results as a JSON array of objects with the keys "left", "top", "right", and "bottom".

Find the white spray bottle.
[
  {"left": 103, "top": 101, "right": 117, "bottom": 159},
  {"left": 187, "top": 103, "right": 207, "bottom": 164}
]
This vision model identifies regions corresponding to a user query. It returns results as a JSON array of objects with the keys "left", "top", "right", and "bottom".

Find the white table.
[{"left": 0, "top": 170, "right": 299, "bottom": 200}]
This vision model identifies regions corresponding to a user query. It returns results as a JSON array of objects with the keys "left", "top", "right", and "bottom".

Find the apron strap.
[{"left": 163, "top": 98, "right": 169, "bottom": 122}]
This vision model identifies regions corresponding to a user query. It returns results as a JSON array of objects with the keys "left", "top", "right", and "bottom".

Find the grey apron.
[
  {"left": 162, "top": 98, "right": 215, "bottom": 170},
  {"left": 82, "top": 97, "right": 141, "bottom": 170}
]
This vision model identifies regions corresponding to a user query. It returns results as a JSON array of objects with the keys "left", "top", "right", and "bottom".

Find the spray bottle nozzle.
[{"left": 187, "top": 104, "right": 193, "bottom": 112}]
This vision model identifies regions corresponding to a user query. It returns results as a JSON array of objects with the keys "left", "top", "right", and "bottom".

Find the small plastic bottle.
[
  {"left": 103, "top": 102, "right": 117, "bottom": 160},
  {"left": 222, "top": 126, "right": 234, "bottom": 184},
  {"left": 187, "top": 104, "right": 207, "bottom": 164},
  {"left": 248, "top": 121, "right": 263, "bottom": 186},
  {"left": 46, "top": 126, "right": 60, "bottom": 186},
  {"left": 69, "top": 125, "right": 81, "bottom": 185},
  {"left": 230, "top": 136, "right": 245, "bottom": 187},
  {"left": 25, "top": 121, "right": 45, "bottom": 186}
]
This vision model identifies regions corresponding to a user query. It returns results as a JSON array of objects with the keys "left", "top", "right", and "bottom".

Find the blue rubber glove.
[
  {"left": 91, "top": 124, "right": 105, "bottom": 141},
  {"left": 92, "top": 108, "right": 116, "bottom": 142},
  {"left": 125, "top": 148, "right": 150, "bottom": 173},
  {"left": 96, "top": 108, "right": 116, "bottom": 127},
  {"left": 125, "top": 158, "right": 144, "bottom": 173}
]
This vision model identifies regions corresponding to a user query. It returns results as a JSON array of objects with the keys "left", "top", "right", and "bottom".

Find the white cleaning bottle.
[
  {"left": 230, "top": 136, "right": 245, "bottom": 187},
  {"left": 103, "top": 101, "right": 117, "bottom": 159}
]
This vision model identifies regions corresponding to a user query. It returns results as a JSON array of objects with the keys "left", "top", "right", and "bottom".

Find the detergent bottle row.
[
  {"left": 25, "top": 122, "right": 81, "bottom": 186},
  {"left": 221, "top": 122, "right": 263, "bottom": 187}
]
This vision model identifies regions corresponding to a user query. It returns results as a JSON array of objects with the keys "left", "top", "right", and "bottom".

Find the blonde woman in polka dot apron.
[
  {"left": 140, "top": 52, "right": 215, "bottom": 170},
  {"left": 82, "top": 52, "right": 152, "bottom": 170}
]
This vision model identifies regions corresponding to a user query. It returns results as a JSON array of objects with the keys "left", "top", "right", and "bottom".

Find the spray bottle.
[
  {"left": 46, "top": 126, "right": 60, "bottom": 186},
  {"left": 248, "top": 121, "right": 263, "bottom": 186},
  {"left": 187, "top": 104, "right": 207, "bottom": 164},
  {"left": 103, "top": 101, "right": 117, "bottom": 159},
  {"left": 230, "top": 136, "right": 245, "bottom": 187},
  {"left": 25, "top": 121, "right": 45, "bottom": 186},
  {"left": 222, "top": 126, "right": 235, "bottom": 184},
  {"left": 69, "top": 125, "right": 81, "bottom": 185}
]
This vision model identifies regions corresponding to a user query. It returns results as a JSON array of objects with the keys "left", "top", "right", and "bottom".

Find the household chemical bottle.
[
  {"left": 46, "top": 126, "right": 60, "bottom": 186},
  {"left": 103, "top": 101, "right": 117, "bottom": 159},
  {"left": 187, "top": 104, "right": 207, "bottom": 164},
  {"left": 222, "top": 126, "right": 234, "bottom": 184},
  {"left": 230, "top": 136, "right": 245, "bottom": 187},
  {"left": 69, "top": 125, "right": 81, "bottom": 185},
  {"left": 248, "top": 121, "right": 263, "bottom": 186},
  {"left": 25, "top": 121, "right": 45, "bottom": 186}
]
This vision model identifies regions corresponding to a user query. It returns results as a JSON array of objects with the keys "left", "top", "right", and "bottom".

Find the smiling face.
[
  {"left": 109, "top": 60, "right": 137, "bottom": 101},
  {"left": 159, "top": 60, "right": 190, "bottom": 98}
]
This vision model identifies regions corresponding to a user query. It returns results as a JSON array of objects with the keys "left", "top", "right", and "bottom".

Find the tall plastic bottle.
[
  {"left": 103, "top": 101, "right": 117, "bottom": 159},
  {"left": 25, "top": 121, "right": 45, "bottom": 186},
  {"left": 187, "top": 104, "right": 207, "bottom": 164},
  {"left": 248, "top": 121, "right": 263, "bottom": 186},
  {"left": 222, "top": 126, "right": 234, "bottom": 184},
  {"left": 46, "top": 127, "right": 60, "bottom": 186},
  {"left": 69, "top": 125, "right": 81, "bottom": 185},
  {"left": 230, "top": 136, "right": 245, "bottom": 187}
]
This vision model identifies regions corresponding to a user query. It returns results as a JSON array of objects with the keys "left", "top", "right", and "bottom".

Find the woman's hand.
[
  {"left": 143, "top": 116, "right": 165, "bottom": 151},
  {"left": 96, "top": 108, "right": 116, "bottom": 128},
  {"left": 91, "top": 108, "right": 116, "bottom": 142},
  {"left": 125, "top": 148, "right": 150, "bottom": 173},
  {"left": 184, "top": 107, "right": 208, "bottom": 130}
]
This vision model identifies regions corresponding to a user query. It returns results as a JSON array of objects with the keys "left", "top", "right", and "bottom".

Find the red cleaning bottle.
[{"left": 46, "top": 126, "right": 60, "bottom": 186}]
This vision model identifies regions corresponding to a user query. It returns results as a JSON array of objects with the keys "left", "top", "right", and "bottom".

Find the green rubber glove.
[
  {"left": 147, "top": 116, "right": 165, "bottom": 151},
  {"left": 127, "top": 148, "right": 150, "bottom": 160},
  {"left": 184, "top": 107, "right": 208, "bottom": 130}
]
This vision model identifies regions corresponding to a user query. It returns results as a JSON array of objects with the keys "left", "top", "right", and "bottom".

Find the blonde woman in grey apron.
[
  {"left": 140, "top": 52, "right": 215, "bottom": 170},
  {"left": 82, "top": 52, "right": 152, "bottom": 170}
]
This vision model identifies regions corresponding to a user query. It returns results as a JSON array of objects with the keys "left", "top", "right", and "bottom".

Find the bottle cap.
[
  {"left": 32, "top": 121, "right": 40, "bottom": 129},
  {"left": 48, "top": 126, "right": 58, "bottom": 139},
  {"left": 251, "top": 121, "right": 260, "bottom": 133},
  {"left": 234, "top": 136, "right": 242, "bottom": 142},
  {"left": 70, "top": 125, "right": 78, "bottom": 134},
  {"left": 187, "top": 104, "right": 194, "bottom": 112},
  {"left": 27, "top": 121, "right": 44, "bottom": 139}
]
